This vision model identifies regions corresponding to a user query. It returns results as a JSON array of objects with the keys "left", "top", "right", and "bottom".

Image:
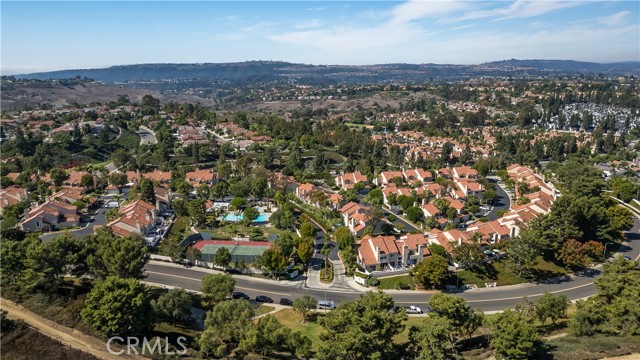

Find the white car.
[{"left": 405, "top": 305, "right": 423, "bottom": 314}]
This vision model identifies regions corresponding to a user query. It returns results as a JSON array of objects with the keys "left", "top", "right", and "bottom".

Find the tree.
[
  {"left": 490, "top": 309, "right": 538, "bottom": 360},
  {"left": 317, "top": 291, "right": 406, "bottom": 360},
  {"left": 81, "top": 277, "right": 154, "bottom": 337},
  {"left": 451, "top": 240, "right": 484, "bottom": 270},
  {"left": 405, "top": 206, "right": 423, "bottom": 223},
  {"left": 427, "top": 243, "right": 447, "bottom": 257},
  {"left": 240, "top": 315, "right": 303, "bottom": 357},
  {"left": 214, "top": 247, "right": 232, "bottom": 269},
  {"left": 366, "top": 188, "right": 384, "bottom": 206},
  {"left": 261, "top": 247, "right": 288, "bottom": 276},
  {"left": 409, "top": 315, "right": 454, "bottom": 360},
  {"left": 87, "top": 229, "right": 149, "bottom": 279},
  {"left": 187, "top": 200, "right": 206, "bottom": 227},
  {"left": 105, "top": 207, "right": 120, "bottom": 222},
  {"left": 506, "top": 231, "right": 540, "bottom": 277},
  {"left": 20, "top": 234, "right": 85, "bottom": 291},
  {"left": 242, "top": 206, "right": 260, "bottom": 226},
  {"left": 321, "top": 243, "right": 331, "bottom": 276},
  {"left": 535, "top": 292, "right": 569, "bottom": 325},
  {"left": 293, "top": 295, "right": 317, "bottom": 323},
  {"left": 139, "top": 178, "right": 156, "bottom": 204},
  {"left": 429, "top": 293, "right": 484, "bottom": 340},
  {"left": 556, "top": 239, "right": 588, "bottom": 268},
  {"left": 610, "top": 178, "right": 637, "bottom": 203},
  {"left": 571, "top": 257, "right": 640, "bottom": 337},
  {"left": 297, "top": 238, "right": 314, "bottom": 267},
  {"left": 200, "top": 299, "right": 254, "bottom": 356},
  {"left": 109, "top": 172, "right": 128, "bottom": 188},
  {"left": 411, "top": 254, "right": 450, "bottom": 289},
  {"left": 608, "top": 205, "right": 634, "bottom": 232},
  {"left": 49, "top": 168, "right": 68, "bottom": 186},
  {"left": 200, "top": 273, "right": 235, "bottom": 306},
  {"left": 300, "top": 222, "right": 316, "bottom": 239},
  {"left": 230, "top": 197, "right": 246, "bottom": 210},
  {"left": 80, "top": 173, "right": 94, "bottom": 188},
  {"left": 152, "top": 288, "right": 193, "bottom": 324}
]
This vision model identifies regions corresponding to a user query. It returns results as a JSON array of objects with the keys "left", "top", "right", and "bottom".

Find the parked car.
[
  {"left": 405, "top": 305, "right": 423, "bottom": 314},
  {"left": 279, "top": 298, "right": 293, "bottom": 306},
  {"left": 255, "top": 295, "right": 273, "bottom": 303},
  {"left": 317, "top": 300, "right": 336, "bottom": 310},
  {"left": 624, "top": 255, "right": 632, "bottom": 261},
  {"left": 232, "top": 292, "right": 250, "bottom": 300}
]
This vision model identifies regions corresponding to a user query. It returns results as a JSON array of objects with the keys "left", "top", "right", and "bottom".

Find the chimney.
[
  {"left": 403, "top": 244, "right": 408, "bottom": 266},
  {"left": 376, "top": 246, "right": 381, "bottom": 262}
]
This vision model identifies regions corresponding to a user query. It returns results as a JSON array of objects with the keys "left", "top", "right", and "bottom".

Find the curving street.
[{"left": 145, "top": 218, "right": 640, "bottom": 313}]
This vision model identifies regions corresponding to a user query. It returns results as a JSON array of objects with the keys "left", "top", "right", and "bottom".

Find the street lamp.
[{"left": 603, "top": 242, "right": 614, "bottom": 261}]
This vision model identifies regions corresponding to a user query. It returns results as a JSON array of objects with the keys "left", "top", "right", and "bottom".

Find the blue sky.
[{"left": 2, "top": 1, "right": 639, "bottom": 74}]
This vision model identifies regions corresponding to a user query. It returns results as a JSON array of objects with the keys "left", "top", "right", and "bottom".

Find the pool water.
[{"left": 222, "top": 213, "right": 269, "bottom": 222}]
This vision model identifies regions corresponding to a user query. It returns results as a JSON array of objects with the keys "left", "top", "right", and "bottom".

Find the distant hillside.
[
  {"left": 0, "top": 77, "right": 216, "bottom": 111},
  {"left": 16, "top": 60, "right": 640, "bottom": 87},
  {"left": 482, "top": 59, "right": 640, "bottom": 73}
]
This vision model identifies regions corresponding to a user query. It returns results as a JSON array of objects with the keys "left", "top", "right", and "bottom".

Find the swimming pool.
[{"left": 222, "top": 213, "right": 270, "bottom": 223}]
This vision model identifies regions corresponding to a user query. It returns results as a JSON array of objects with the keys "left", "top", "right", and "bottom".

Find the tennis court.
[{"left": 194, "top": 240, "right": 271, "bottom": 263}]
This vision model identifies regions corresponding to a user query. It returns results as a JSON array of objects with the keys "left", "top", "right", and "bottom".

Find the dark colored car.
[
  {"left": 279, "top": 298, "right": 293, "bottom": 306},
  {"left": 232, "top": 291, "right": 250, "bottom": 300},
  {"left": 256, "top": 295, "right": 274, "bottom": 303}
]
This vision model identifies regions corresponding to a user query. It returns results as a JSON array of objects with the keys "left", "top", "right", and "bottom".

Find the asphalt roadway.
[{"left": 145, "top": 218, "right": 640, "bottom": 313}]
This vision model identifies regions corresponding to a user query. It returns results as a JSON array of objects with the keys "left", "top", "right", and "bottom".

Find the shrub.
[{"left": 366, "top": 277, "right": 380, "bottom": 287}]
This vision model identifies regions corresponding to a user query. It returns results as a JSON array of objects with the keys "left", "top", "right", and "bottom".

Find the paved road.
[
  {"left": 145, "top": 218, "right": 640, "bottom": 312},
  {"left": 137, "top": 125, "right": 157, "bottom": 145},
  {"left": 486, "top": 178, "right": 511, "bottom": 221}
]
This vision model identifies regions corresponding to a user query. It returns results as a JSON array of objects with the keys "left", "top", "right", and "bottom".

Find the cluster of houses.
[
  {"left": 19, "top": 188, "right": 90, "bottom": 232},
  {"left": 174, "top": 125, "right": 208, "bottom": 145},
  {"left": 371, "top": 130, "right": 495, "bottom": 164},
  {"left": 267, "top": 162, "right": 558, "bottom": 273},
  {"left": 355, "top": 164, "right": 558, "bottom": 272}
]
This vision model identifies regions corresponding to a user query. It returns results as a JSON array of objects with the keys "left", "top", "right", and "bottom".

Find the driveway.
[
  {"left": 40, "top": 207, "right": 107, "bottom": 242},
  {"left": 137, "top": 125, "right": 157, "bottom": 145},
  {"left": 486, "top": 178, "right": 511, "bottom": 221}
]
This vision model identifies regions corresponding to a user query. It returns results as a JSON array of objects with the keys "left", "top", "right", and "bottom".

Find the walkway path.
[{"left": 0, "top": 298, "right": 147, "bottom": 360}]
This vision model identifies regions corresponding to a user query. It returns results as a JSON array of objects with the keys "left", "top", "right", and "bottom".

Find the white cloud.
[
  {"left": 461, "top": 0, "right": 583, "bottom": 21},
  {"left": 598, "top": 11, "right": 631, "bottom": 27},
  {"left": 305, "top": 7, "right": 324, "bottom": 11},
  {"left": 268, "top": 0, "right": 638, "bottom": 63},
  {"left": 390, "top": 0, "right": 467, "bottom": 24},
  {"left": 270, "top": 22, "right": 424, "bottom": 52},
  {"left": 452, "top": 24, "right": 474, "bottom": 31}
]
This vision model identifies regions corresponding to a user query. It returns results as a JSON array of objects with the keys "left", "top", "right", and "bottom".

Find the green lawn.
[
  {"left": 377, "top": 275, "right": 415, "bottom": 290},
  {"left": 274, "top": 308, "right": 429, "bottom": 349},
  {"left": 393, "top": 317, "right": 424, "bottom": 344},
  {"left": 458, "top": 257, "right": 569, "bottom": 288},
  {"left": 168, "top": 216, "right": 190, "bottom": 241},
  {"left": 272, "top": 309, "right": 325, "bottom": 351},
  {"left": 254, "top": 305, "right": 275, "bottom": 317}
]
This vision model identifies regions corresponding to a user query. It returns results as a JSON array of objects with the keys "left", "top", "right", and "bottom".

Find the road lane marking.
[
  {"left": 146, "top": 271, "right": 203, "bottom": 282},
  {"left": 146, "top": 271, "right": 292, "bottom": 297},
  {"left": 465, "top": 282, "right": 594, "bottom": 303},
  {"left": 235, "top": 286, "right": 291, "bottom": 297}
]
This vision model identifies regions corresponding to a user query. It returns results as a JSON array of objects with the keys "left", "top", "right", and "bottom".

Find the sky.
[{"left": 2, "top": 1, "right": 639, "bottom": 75}]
